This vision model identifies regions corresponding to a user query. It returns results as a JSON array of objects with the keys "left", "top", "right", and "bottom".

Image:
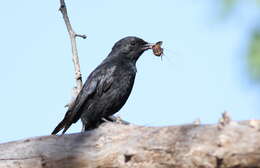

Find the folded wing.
[{"left": 51, "top": 65, "right": 115, "bottom": 135}]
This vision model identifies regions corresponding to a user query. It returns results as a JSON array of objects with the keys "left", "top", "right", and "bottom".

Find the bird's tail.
[{"left": 51, "top": 111, "right": 74, "bottom": 135}]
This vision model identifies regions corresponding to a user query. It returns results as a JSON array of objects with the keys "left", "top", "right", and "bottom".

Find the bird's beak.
[{"left": 142, "top": 43, "right": 155, "bottom": 51}]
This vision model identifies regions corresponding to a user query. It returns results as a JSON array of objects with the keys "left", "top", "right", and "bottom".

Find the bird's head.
[{"left": 109, "top": 36, "right": 154, "bottom": 63}]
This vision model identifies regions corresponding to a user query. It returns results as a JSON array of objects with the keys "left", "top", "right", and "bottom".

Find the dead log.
[{"left": 1, "top": 120, "right": 260, "bottom": 168}]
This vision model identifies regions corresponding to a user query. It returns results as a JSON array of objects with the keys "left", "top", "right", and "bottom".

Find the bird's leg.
[
  {"left": 103, "top": 116, "right": 115, "bottom": 122},
  {"left": 81, "top": 119, "right": 99, "bottom": 132},
  {"left": 81, "top": 120, "right": 103, "bottom": 132},
  {"left": 103, "top": 116, "right": 130, "bottom": 125},
  {"left": 81, "top": 123, "right": 86, "bottom": 132},
  {"left": 81, "top": 116, "right": 130, "bottom": 133}
]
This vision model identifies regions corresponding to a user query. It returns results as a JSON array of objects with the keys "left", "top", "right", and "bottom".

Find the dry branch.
[
  {"left": 58, "top": 1, "right": 130, "bottom": 132},
  {"left": 1, "top": 120, "right": 260, "bottom": 168},
  {"left": 59, "top": 0, "right": 86, "bottom": 107}
]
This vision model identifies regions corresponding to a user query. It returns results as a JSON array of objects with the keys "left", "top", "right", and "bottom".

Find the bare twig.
[{"left": 59, "top": 0, "right": 86, "bottom": 107}]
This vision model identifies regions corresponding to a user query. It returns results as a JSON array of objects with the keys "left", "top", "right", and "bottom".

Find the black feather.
[{"left": 52, "top": 36, "right": 150, "bottom": 134}]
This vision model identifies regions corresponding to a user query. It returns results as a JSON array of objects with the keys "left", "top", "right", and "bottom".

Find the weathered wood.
[{"left": 1, "top": 120, "right": 260, "bottom": 168}]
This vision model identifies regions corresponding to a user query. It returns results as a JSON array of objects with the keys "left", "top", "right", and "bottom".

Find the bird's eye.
[{"left": 130, "top": 41, "right": 136, "bottom": 46}]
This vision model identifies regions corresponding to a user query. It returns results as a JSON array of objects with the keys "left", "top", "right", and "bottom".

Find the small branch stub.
[
  {"left": 75, "top": 34, "right": 87, "bottom": 39},
  {"left": 218, "top": 111, "right": 231, "bottom": 129}
]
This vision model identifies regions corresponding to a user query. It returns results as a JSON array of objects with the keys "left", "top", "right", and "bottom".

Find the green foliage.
[
  {"left": 221, "top": 0, "right": 260, "bottom": 82},
  {"left": 248, "top": 29, "right": 260, "bottom": 82},
  {"left": 221, "top": 0, "right": 237, "bottom": 17},
  {"left": 221, "top": 0, "right": 260, "bottom": 17}
]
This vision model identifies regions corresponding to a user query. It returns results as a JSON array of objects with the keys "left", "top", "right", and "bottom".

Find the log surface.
[{"left": 1, "top": 121, "right": 260, "bottom": 168}]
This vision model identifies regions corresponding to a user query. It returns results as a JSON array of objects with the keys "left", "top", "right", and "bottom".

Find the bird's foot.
[{"left": 103, "top": 116, "right": 130, "bottom": 125}]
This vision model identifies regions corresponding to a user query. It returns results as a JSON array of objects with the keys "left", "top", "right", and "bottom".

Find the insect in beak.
[
  {"left": 142, "top": 41, "right": 164, "bottom": 60},
  {"left": 152, "top": 41, "right": 164, "bottom": 58}
]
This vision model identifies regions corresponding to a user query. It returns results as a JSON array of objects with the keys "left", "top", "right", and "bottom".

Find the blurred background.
[{"left": 0, "top": 0, "right": 260, "bottom": 143}]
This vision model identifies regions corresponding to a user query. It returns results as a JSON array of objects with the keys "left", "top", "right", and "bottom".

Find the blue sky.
[{"left": 0, "top": 0, "right": 259, "bottom": 143}]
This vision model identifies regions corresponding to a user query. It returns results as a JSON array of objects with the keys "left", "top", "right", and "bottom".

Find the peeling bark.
[{"left": 1, "top": 121, "right": 260, "bottom": 168}]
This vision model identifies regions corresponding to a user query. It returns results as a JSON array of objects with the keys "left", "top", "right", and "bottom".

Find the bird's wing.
[
  {"left": 51, "top": 65, "right": 116, "bottom": 135},
  {"left": 97, "top": 74, "right": 114, "bottom": 97},
  {"left": 51, "top": 78, "right": 98, "bottom": 135}
]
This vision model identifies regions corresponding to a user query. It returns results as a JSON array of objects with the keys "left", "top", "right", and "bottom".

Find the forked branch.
[{"left": 59, "top": 0, "right": 86, "bottom": 107}]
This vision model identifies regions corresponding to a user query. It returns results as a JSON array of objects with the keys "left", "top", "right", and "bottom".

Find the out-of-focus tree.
[
  {"left": 249, "top": 29, "right": 260, "bottom": 81},
  {"left": 221, "top": 0, "right": 260, "bottom": 82}
]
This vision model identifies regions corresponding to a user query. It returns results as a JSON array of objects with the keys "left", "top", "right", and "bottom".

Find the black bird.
[{"left": 52, "top": 36, "right": 155, "bottom": 135}]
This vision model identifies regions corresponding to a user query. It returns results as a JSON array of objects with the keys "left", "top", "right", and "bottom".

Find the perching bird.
[{"left": 52, "top": 36, "right": 156, "bottom": 135}]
